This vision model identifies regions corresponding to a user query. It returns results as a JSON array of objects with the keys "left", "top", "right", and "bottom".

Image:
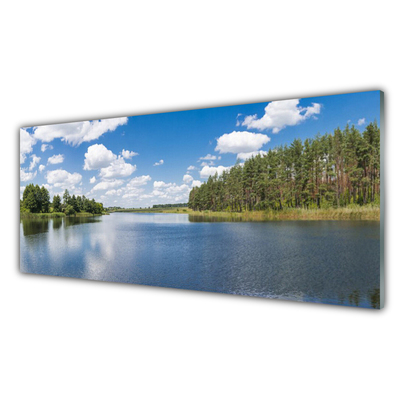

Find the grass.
[
  {"left": 113, "top": 207, "right": 189, "bottom": 214},
  {"left": 111, "top": 205, "right": 379, "bottom": 220},
  {"left": 20, "top": 211, "right": 106, "bottom": 219},
  {"left": 188, "top": 205, "right": 380, "bottom": 221}
]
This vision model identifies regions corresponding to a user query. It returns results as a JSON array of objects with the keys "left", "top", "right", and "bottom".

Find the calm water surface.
[{"left": 20, "top": 213, "right": 380, "bottom": 308}]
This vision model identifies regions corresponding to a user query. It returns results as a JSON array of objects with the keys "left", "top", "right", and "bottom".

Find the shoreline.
[
  {"left": 113, "top": 206, "right": 380, "bottom": 221},
  {"left": 20, "top": 212, "right": 106, "bottom": 219}
]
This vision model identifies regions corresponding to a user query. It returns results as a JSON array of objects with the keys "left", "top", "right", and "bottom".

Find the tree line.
[
  {"left": 188, "top": 122, "right": 380, "bottom": 212},
  {"left": 21, "top": 184, "right": 104, "bottom": 215}
]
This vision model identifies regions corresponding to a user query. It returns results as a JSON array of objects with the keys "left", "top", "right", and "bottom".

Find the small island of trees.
[{"left": 20, "top": 184, "right": 104, "bottom": 218}]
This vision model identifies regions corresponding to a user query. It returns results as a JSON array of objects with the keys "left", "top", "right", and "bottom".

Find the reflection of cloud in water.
[{"left": 84, "top": 224, "right": 117, "bottom": 281}]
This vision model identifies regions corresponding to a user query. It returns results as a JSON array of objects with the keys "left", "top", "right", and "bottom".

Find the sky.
[{"left": 20, "top": 90, "right": 381, "bottom": 208}]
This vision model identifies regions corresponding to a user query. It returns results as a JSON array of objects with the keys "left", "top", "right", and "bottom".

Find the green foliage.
[
  {"left": 189, "top": 122, "right": 380, "bottom": 212},
  {"left": 52, "top": 195, "right": 62, "bottom": 212},
  {"left": 65, "top": 205, "right": 76, "bottom": 215},
  {"left": 21, "top": 186, "right": 104, "bottom": 216}
]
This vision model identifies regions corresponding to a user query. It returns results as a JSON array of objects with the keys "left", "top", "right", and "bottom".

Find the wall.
[{"left": 2, "top": 2, "right": 398, "bottom": 399}]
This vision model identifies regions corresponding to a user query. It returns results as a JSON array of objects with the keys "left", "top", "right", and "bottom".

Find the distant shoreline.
[{"left": 111, "top": 206, "right": 380, "bottom": 221}]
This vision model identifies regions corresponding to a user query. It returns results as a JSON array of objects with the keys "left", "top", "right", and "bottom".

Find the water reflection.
[
  {"left": 21, "top": 218, "right": 51, "bottom": 236},
  {"left": 20, "top": 214, "right": 381, "bottom": 309}
]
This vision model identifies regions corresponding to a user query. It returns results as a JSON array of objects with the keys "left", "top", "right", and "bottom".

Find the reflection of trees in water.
[
  {"left": 21, "top": 219, "right": 51, "bottom": 236},
  {"left": 21, "top": 216, "right": 102, "bottom": 235},
  {"left": 368, "top": 288, "right": 380, "bottom": 309},
  {"left": 348, "top": 289, "right": 360, "bottom": 306},
  {"left": 340, "top": 288, "right": 380, "bottom": 308},
  {"left": 63, "top": 216, "right": 102, "bottom": 227},
  {"left": 52, "top": 218, "right": 63, "bottom": 230}
]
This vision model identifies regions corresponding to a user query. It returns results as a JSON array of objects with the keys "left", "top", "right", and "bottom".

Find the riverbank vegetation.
[
  {"left": 189, "top": 205, "right": 379, "bottom": 221},
  {"left": 188, "top": 123, "right": 380, "bottom": 216},
  {"left": 20, "top": 184, "right": 105, "bottom": 218}
]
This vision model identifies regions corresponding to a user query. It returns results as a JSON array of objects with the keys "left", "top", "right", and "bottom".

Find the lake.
[{"left": 20, "top": 213, "right": 381, "bottom": 308}]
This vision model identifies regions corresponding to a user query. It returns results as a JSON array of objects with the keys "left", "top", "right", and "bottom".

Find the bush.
[{"left": 65, "top": 205, "right": 76, "bottom": 216}]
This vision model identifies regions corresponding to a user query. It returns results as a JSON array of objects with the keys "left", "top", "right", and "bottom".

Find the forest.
[
  {"left": 21, "top": 184, "right": 104, "bottom": 216},
  {"left": 188, "top": 123, "right": 380, "bottom": 212}
]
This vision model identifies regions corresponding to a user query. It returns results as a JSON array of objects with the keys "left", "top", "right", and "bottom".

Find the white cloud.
[
  {"left": 83, "top": 144, "right": 117, "bottom": 170},
  {"left": 20, "top": 168, "right": 37, "bottom": 182},
  {"left": 200, "top": 165, "right": 231, "bottom": 178},
  {"left": 153, "top": 159, "right": 164, "bottom": 166},
  {"left": 183, "top": 174, "right": 194, "bottom": 184},
  {"left": 20, "top": 186, "right": 26, "bottom": 199},
  {"left": 358, "top": 118, "right": 366, "bottom": 126},
  {"left": 126, "top": 175, "right": 151, "bottom": 187},
  {"left": 41, "top": 144, "right": 53, "bottom": 152},
  {"left": 46, "top": 169, "right": 82, "bottom": 189},
  {"left": 32, "top": 117, "right": 128, "bottom": 146},
  {"left": 199, "top": 154, "right": 217, "bottom": 161},
  {"left": 187, "top": 165, "right": 196, "bottom": 170},
  {"left": 92, "top": 179, "right": 124, "bottom": 191},
  {"left": 215, "top": 131, "right": 270, "bottom": 154},
  {"left": 47, "top": 154, "right": 64, "bottom": 165},
  {"left": 200, "top": 161, "right": 214, "bottom": 167},
  {"left": 121, "top": 149, "right": 139, "bottom": 159},
  {"left": 122, "top": 188, "right": 145, "bottom": 199},
  {"left": 191, "top": 180, "right": 202, "bottom": 188},
  {"left": 237, "top": 150, "right": 268, "bottom": 160},
  {"left": 165, "top": 184, "right": 190, "bottom": 195},
  {"left": 99, "top": 156, "right": 136, "bottom": 179},
  {"left": 20, "top": 128, "right": 36, "bottom": 164},
  {"left": 90, "top": 176, "right": 96, "bottom": 184},
  {"left": 39, "top": 164, "right": 46, "bottom": 173},
  {"left": 154, "top": 181, "right": 172, "bottom": 188},
  {"left": 105, "top": 189, "right": 123, "bottom": 196},
  {"left": 29, "top": 154, "right": 41, "bottom": 171},
  {"left": 241, "top": 99, "right": 321, "bottom": 133}
]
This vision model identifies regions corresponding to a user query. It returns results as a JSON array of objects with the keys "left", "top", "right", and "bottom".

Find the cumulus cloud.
[
  {"left": 47, "top": 154, "right": 64, "bottom": 165},
  {"left": 29, "top": 154, "right": 41, "bottom": 171},
  {"left": 215, "top": 131, "right": 270, "bottom": 154},
  {"left": 153, "top": 159, "right": 164, "bottom": 166},
  {"left": 105, "top": 189, "right": 123, "bottom": 196},
  {"left": 32, "top": 117, "right": 128, "bottom": 146},
  {"left": 200, "top": 165, "right": 231, "bottom": 178},
  {"left": 241, "top": 99, "right": 321, "bottom": 133},
  {"left": 83, "top": 144, "right": 117, "bottom": 170},
  {"left": 20, "top": 129, "right": 36, "bottom": 164},
  {"left": 41, "top": 144, "right": 53, "bottom": 152},
  {"left": 126, "top": 175, "right": 151, "bottom": 187},
  {"left": 187, "top": 165, "right": 196, "bottom": 170},
  {"left": 99, "top": 156, "right": 136, "bottom": 179},
  {"left": 237, "top": 150, "right": 268, "bottom": 160},
  {"left": 199, "top": 154, "right": 217, "bottom": 161},
  {"left": 191, "top": 180, "right": 202, "bottom": 188},
  {"left": 92, "top": 179, "right": 124, "bottom": 191},
  {"left": 121, "top": 149, "right": 139, "bottom": 159},
  {"left": 90, "top": 176, "right": 96, "bottom": 184},
  {"left": 154, "top": 181, "right": 172, "bottom": 188},
  {"left": 183, "top": 174, "right": 194, "bottom": 184},
  {"left": 20, "top": 168, "right": 37, "bottom": 182},
  {"left": 122, "top": 189, "right": 145, "bottom": 199},
  {"left": 46, "top": 169, "right": 82, "bottom": 189},
  {"left": 358, "top": 118, "right": 366, "bottom": 126}
]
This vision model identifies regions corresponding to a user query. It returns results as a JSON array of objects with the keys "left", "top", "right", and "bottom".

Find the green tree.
[{"left": 53, "top": 195, "right": 62, "bottom": 212}]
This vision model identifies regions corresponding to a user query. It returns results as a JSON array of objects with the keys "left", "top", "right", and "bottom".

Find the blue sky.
[{"left": 20, "top": 90, "right": 381, "bottom": 207}]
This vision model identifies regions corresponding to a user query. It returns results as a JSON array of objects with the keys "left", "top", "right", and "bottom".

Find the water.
[{"left": 20, "top": 213, "right": 381, "bottom": 308}]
